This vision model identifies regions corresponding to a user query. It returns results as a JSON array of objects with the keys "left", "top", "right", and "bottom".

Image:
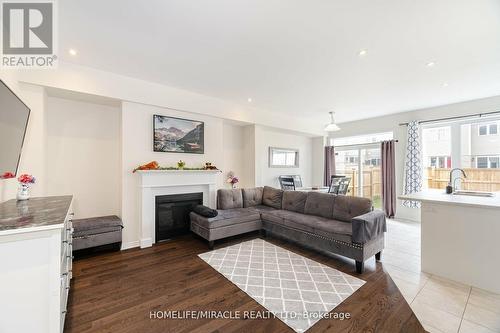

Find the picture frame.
[{"left": 153, "top": 114, "right": 205, "bottom": 154}]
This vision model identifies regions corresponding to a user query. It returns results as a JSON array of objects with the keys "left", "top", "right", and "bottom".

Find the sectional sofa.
[{"left": 190, "top": 186, "right": 387, "bottom": 273}]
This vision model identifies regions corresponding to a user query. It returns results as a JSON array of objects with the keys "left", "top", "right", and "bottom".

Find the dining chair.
[
  {"left": 278, "top": 176, "right": 296, "bottom": 190},
  {"left": 328, "top": 176, "right": 351, "bottom": 195},
  {"left": 280, "top": 175, "right": 303, "bottom": 188}
]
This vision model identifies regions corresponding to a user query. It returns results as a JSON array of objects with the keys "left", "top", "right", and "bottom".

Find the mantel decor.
[
  {"left": 133, "top": 161, "right": 220, "bottom": 173},
  {"left": 153, "top": 115, "right": 204, "bottom": 154}
]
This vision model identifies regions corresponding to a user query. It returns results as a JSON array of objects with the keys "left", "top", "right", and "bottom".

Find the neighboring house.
[
  {"left": 469, "top": 122, "right": 500, "bottom": 168},
  {"left": 423, "top": 122, "right": 500, "bottom": 169}
]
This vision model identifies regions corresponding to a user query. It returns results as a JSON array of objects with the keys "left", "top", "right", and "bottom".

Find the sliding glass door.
[{"left": 334, "top": 146, "right": 382, "bottom": 208}]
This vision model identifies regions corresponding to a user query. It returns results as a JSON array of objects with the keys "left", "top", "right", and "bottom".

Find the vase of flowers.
[
  {"left": 16, "top": 174, "right": 36, "bottom": 201},
  {"left": 226, "top": 172, "right": 239, "bottom": 189}
]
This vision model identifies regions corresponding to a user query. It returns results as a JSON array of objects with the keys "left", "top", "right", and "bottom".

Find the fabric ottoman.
[{"left": 72, "top": 215, "right": 123, "bottom": 251}]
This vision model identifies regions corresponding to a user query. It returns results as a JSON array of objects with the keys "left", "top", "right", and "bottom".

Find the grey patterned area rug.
[{"left": 198, "top": 239, "right": 365, "bottom": 332}]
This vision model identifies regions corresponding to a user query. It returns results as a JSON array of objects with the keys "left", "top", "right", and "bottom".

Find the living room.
[{"left": 1, "top": 1, "right": 499, "bottom": 333}]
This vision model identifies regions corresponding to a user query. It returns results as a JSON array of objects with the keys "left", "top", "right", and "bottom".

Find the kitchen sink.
[{"left": 452, "top": 190, "right": 495, "bottom": 197}]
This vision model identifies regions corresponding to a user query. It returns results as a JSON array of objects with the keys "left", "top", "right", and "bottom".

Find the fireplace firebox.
[{"left": 155, "top": 193, "right": 203, "bottom": 242}]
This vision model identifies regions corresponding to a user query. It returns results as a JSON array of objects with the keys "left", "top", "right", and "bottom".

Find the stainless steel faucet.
[{"left": 449, "top": 168, "right": 467, "bottom": 192}]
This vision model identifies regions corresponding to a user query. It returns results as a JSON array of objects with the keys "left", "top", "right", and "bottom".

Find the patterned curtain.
[{"left": 403, "top": 121, "right": 423, "bottom": 208}]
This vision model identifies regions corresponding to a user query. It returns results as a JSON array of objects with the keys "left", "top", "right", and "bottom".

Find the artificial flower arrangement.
[
  {"left": 0, "top": 172, "right": 15, "bottom": 179},
  {"left": 17, "top": 174, "right": 36, "bottom": 201},
  {"left": 226, "top": 172, "right": 239, "bottom": 189},
  {"left": 18, "top": 174, "right": 36, "bottom": 185}
]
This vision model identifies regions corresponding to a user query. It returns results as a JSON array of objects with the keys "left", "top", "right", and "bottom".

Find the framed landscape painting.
[{"left": 153, "top": 115, "right": 204, "bottom": 154}]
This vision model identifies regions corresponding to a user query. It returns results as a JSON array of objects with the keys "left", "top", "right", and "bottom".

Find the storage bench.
[{"left": 72, "top": 215, "right": 123, "bottom": 251}]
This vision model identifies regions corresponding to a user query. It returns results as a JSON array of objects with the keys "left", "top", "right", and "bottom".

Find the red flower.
[
  {"left": 1, "top": 172, "right": 15, "bottom": 179},
  {"left": 18, "top": 174, "right": 36, "bottom": 184}
]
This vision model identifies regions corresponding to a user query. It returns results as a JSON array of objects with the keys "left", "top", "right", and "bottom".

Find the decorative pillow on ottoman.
[
  {"left": 193, "top": 205, "right": 218, "bottom": 218},
  {"left": 262, "top": 186, "right": 283, "bottom": 209}
]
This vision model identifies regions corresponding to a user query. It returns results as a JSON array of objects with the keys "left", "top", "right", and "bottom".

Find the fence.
[
  {"left": 425, "top": 168, "right": 500, "bottom": 192},
  {"left": 337, "top": 167, "right": 382, "bottom": 203}
]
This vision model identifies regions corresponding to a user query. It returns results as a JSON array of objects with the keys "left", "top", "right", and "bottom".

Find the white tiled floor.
[{"left": 385, "top": 219, "right": 500, "bottom": 333}]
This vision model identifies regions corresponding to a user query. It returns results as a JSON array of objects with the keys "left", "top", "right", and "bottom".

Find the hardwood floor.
[{"left": 65, "top": 233, "right": 425, "bottom": 333}]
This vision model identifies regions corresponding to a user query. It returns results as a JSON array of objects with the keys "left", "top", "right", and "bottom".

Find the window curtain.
[
  {"left": 381, "top": 140, "right": 396, "bottom": 217},
  {"left": 324, "top": 146, "right": 336, "bottom": 186},
  {"left": 403, "top": 120, "right": 423, "bottom": 208}
]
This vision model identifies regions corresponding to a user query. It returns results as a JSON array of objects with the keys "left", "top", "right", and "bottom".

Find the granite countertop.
[
  {"left": 399, "top": 189, "right": 500, "bottom": 209},
  {"left": 0, "top": 196, "right": 73, "bottom": 234}
]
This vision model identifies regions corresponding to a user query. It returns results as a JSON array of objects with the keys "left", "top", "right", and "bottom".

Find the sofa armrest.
[{"left": 351, "top": 210, "right": 387, "bottom": 244}]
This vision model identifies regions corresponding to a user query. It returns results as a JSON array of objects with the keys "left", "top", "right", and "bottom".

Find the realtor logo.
[{"left": 1, "top": 1, "right": 57, "bottom": 68}]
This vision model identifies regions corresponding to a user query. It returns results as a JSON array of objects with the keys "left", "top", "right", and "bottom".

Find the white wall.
[
  {"left": 222, "top": 122, "right": 249, "bottom": 188},
  {"left": 331, "top": 94, "right": 500, "bottom": 221},
  {"left": 46, "top": 96, "right": 121, "bottom": 219},
  {"left": 254, "top": 126, "right": 315, "bottom": 188}
]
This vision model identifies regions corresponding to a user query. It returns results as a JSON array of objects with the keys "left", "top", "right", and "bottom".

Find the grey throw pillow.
[{"left": 262, "top": 186, "right": 283, "bottom": 209}]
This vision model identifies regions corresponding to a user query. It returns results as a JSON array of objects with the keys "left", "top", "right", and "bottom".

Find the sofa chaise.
[{"left": 190, "top": 186, "right": 386, "bottom": 273}]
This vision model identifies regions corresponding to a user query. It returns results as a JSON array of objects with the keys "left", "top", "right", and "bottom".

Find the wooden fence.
[
  {"left": 338, "top": 167, "right": 382, "bottom": 199},
  {"left": 426, "top": 168, "right": 500, "bottom": 192}
]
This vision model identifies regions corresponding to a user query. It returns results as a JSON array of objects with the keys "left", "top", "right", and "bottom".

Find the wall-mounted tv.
[{"left": 0, "top": 80, "right": 30, "bottom": 178}]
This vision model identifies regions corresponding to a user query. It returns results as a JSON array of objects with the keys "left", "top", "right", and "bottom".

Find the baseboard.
[{"left": 121, "top": 240, "right": 140, "bottom": 250}]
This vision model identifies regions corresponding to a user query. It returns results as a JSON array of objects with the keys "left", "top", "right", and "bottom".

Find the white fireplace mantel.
[{"left": 136, "top": 170, "right": 221, "bottom": 248}]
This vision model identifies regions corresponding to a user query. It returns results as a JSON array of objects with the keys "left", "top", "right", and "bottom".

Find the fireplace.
[{"left": 155, "top": 193, "right": 203, "bottom": 242}]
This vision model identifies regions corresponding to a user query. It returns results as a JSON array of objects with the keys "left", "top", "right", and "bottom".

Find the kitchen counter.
[
  {"left": 399, "top": 189, "right": 500, "bottom": 209},
  {"left": 0, "top": 196, "right": 73, "bottom": 236},
  {"left": 398, "top": 189, "right": 500, "bottom": 294}
]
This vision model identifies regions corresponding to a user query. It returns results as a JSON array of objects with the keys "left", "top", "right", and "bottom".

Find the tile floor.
[{"left": 385, "top": 219, "right": 500, "bottom": 333}]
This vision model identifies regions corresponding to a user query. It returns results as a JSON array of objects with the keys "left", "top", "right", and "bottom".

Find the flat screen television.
[{"left": 0, "top": 80, "right": 30, "bottom": 178}]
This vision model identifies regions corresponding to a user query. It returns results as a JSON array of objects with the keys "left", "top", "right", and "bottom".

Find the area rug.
[{"left": 198, "top": 239, "right": 365, "bottom": 332}]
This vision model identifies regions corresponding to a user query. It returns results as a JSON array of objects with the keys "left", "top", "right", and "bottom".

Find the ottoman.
[{"left": 73, "top": 215, "right": 123, "bottom": 251}]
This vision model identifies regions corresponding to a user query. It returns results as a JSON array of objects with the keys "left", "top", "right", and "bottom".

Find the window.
[
  {"left": 269, "top": 147, "right": 299, "bottom": 167},
  {"left": 478, "top": 123, "right": 498, "bottom": 136},
  {"left": 479, "top": 125, "right": 488, "bottom": 136},
  {"left": 476, "top": 156, "right": 500, "bottom": 169},
  {"left": 427, "top": 156, "right": 451, "bottom": 168},
  {"left": 423, "top": 118, "right": 500, "bottom": 191},
  {"left": 477, "top": 157, "right": 488, "bottom": 168},
  {"left": 490, "top": 157, "right": 499, "bottom": 168}
]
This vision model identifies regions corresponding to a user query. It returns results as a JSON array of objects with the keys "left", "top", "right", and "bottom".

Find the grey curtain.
[
  {"left": 381, "top": 140, "right": 396, "bottom": 217},
  {"left": 403, "top": 120, "right": 423, "bottom": 208},
  {"left": 324, "top": 146, "right": 336, "bottom": 186}
]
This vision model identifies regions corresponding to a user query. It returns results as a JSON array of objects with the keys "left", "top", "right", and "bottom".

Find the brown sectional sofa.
[{"left": 190, "top": 186, "right": 387, "bottom": 273}]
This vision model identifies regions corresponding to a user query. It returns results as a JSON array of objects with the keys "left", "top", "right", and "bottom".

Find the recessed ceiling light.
[
  {"left": 426, "top": 62, "right": 435, "bottom": 67},
  {"left": 69, "top": 49, "right": 77, "bottom": 56},
  {"left": 247, "top": 98, "right": 252, "bottom": 103},
  {"left": 358, "top": 49, "right": 367, "bottom": 56}
]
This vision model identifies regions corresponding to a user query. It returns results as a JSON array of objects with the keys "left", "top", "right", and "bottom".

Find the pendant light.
[{"left": 324, "top": 111, "right": 340, "bottom": 132}]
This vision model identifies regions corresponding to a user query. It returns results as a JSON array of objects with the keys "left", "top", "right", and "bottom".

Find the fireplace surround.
[{"left": 136, "top": 170, "right": 220, "bottom": 248}]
